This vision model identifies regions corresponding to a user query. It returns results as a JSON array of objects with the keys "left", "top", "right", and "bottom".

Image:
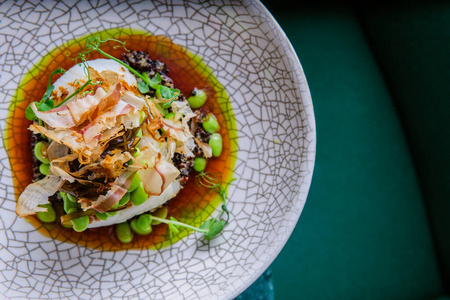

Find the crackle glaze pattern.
[{"left": 0, "top": 0, "right": 315, "bottom": 299}]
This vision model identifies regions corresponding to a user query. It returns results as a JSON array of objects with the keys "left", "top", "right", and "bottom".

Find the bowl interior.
[{"left": 0, "top": 1, "right": 315, "bottom": 299}]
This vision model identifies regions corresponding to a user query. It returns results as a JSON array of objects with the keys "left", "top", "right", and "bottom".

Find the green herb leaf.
[
  {"left": 29, "top": 91, "right": 55, "bottom": 119},
  {"left": 204, "top": 219, "right": 226, "bottom": 240},
  {"left": 158, "top": 85, "right": 176, "bottom": 99},
  {"left": 137, "top": 81, "right": 149, "bottom": 94},
  {"left": 141, "top": 72, "right": 150, "bottom": 82},
  {"left": 38, "top": 67, "right": 64, "bottom": 106},
  {"left": 149, "top": 73, "right": 162, "bottom": 89},
  {"left": 25, "top": 103, "right": 38, "bottom": 121},
  {"left": 199, "top": 218, "right": 216, "bottom": 230},
  {"left": 39, "top": 99, "right": 54, "bottom": 111},
  {"left": 41, "top": 86, "right": 55, "bottom": 102},
  {"left": 137, "top": 72, "right": 151, "bottom": 94},
  {"left": 30, "top": 69, "right": 60, "bottom": 120},
  {"left": 157, "top": 86, "right": 180, "bottom": 108},
  {"left": 162, "top": 92, "right": 179, "bottom": 108}
]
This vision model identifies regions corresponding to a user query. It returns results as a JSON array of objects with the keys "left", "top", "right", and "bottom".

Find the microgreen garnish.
[
  {"left": 159, "top": 86, "right": 180, "bottom": 108},
  {"left": 149, "top": 172, "right": 235, "bottom": 240},
  {"left": 81, "top": 36, "right": 180, "bottom": 105},
  {"left": 54, "top": 56, "right": 102, "bottom": 108},
  {"left": 25, "top": 55, "right": 102, "bottom": 121},
  {"left": 25, "top": 67, "right": 65, "bottom": 121},
  {"left": 82, "top": 36, "right": 147, "bottom": 80},
  {"left": 149, "top": 72, "right": 162, "bottom": 89},
  {"left": 137, "top": 72, "right": 150, "bottom": 94},
  {"left": 196, "top": 171, "right": 234, "bottom": 225}
]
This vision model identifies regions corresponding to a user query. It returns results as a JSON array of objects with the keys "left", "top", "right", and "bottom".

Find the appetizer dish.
[
  {"left": 1, "top": 1, "right": 315, "bottom": 299},
  {"left": 15, "top": 37, "right": 230, "bottom": 243}
]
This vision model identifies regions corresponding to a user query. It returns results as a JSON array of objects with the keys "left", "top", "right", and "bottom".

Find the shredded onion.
[
  {"left": 47, "top": 141, "right": 69, "bottom": 161},
  {"left": 16, "top": 175, "right": 65, "bottom": 218}
]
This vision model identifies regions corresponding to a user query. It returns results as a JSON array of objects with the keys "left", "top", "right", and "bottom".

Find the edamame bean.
[
  {"left": 71, "top": 216, "right": 89, "bottom": 232},
  {"left": 165, "top": 112, "right": 175, "bottom": 120},
  {"left": 39, "top": 163, "right": 50, "bottom": 175},
  {"left": 151, "top": 206, "right": 168, "bottom": 225},
  {"left": 107, "top": 201, "right": 119, "bottom": 216},
  {"left": 188, "top": 88, "right": 207, "bottom": 108},
  {"left": 130, "top": 214, "right": 152, "bottom": 235},
  {"left": 67, "top": 208, "right": 89, "bottom": 232},
  {"left": 138, "top": 214, "right": 152, "bottom": 228},
  {"left": 202, "top": 113, "right": 220, "bottom": 133},
  {"left": 59, "top": 194, "right": 73, "bottom": 228},
  {"left": 116, "top": 222, "right": 134, "bottom": 243},
  {"left": 209, "top": 133, "right": 223, "bottom": 157},
  {"left": 95, "top": 212, "right": 108, "bottom": 221},
  {"left": 118, "top": 193, "right": 131, "bottom": 206},
  {"left": 67, "top": 193, "right": 77, "bottom": 202},
  {"left": 64, "top": 199, "right": 78, "bottom": 214},
  {"left": 131, "top": 182, "right": 148, "bottom": 206},
  {"left": 36, "top": 204, "right": 56, "bottom": 223},
  {"left": 129, "top": 173, "right": 141, "bottom": 192},
  {"left": 60, "top": 192, "right": 78, "bottom": 214},
  {"left": 34, "top": 142, "right": 50, "bottom": 164},
  {"left": 193, "top": 157, "right": 207, "bottom": 172}
]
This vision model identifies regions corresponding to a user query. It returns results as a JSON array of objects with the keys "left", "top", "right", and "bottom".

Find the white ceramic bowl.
[{"left": 0, "top": 1, "right": 316, "bottom": 299}]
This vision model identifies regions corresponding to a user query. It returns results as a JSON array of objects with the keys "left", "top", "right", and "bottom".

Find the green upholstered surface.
[
  {"left": 236, "top": 269, "right": 274, "bottom": 300},
  {"left": 258, "top": 3, "right": 447, "bottom": 299},
  {"left": 358, "top": 1, "right": 450, "bottom": 286}
]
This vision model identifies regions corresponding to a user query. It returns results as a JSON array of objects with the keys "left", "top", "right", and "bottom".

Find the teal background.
[{"left": 240, "top": 1, "right": 450, "bottom": 299}]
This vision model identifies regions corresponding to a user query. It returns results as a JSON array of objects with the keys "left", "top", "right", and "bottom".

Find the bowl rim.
[{"left": 227, "top": 1, "right": 317, "bottom": 299}]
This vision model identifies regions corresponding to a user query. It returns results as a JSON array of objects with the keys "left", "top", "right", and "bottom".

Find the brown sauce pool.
[{"left": 5, "top": 29, "right": 237, "bottom": 250}]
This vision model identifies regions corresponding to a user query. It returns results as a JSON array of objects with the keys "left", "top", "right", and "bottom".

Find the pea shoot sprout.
[
  {"left": 25, "top": 58, "right": 101, "bottom": 121},
  {"left": 144, "top": 172, "right": 234, "bottom": 240}
]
